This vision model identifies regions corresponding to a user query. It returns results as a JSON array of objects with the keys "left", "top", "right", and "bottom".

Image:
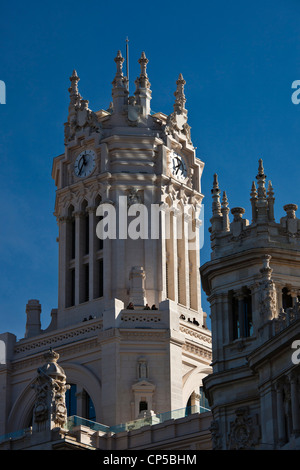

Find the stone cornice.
[
  {"left": 201, "top": 247, "right": 300, "bottom": 295},
  {"left": 182, "top": 341, "right": 212, "bottom": 363},
  {"left": 179, "top": 323, "right": 212, "bottom": 344},
  {"left": 14, "top": 318, "right": 103, "bottom": 357}
]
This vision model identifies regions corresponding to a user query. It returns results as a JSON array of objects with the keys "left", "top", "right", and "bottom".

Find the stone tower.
[
  {"left": 0, "top": 51, "right": 211, "bottom": 435},
  {"left": 201, "top": 160, "right": 300, "bottom": 449}
]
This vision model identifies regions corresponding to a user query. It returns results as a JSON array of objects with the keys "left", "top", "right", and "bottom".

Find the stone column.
[
  {"left": 57, "top": 215, "right": 70, "bottom": 311},
  {"left": 177, "top": 207, "right": 186, "bottom": 305},
  {"left": 275, "top": 381, "right": 286, "bottom": 446},
  {"left": 183, "top": 211, "right": 190, "bottom": 308},
  {"left": 289, "top": 372, "right": 300, "bottom": 437},
  {"left": 87, "top": 205, "right": 97, "bottom": 300},
  {"left": 276, "top": 284, "right": 283, "bottom": 311},
  {"left": 289, "top": 290, "right": 299, "bottom": 307},
  {"left": 75, "top": 385, "right": 86, "bottom": 419},
  {"left": 74, "top": 210, "right": 85, "bottom": 305}
]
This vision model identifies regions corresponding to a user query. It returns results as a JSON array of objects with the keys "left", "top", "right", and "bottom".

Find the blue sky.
[{"left": 1, "top": 0, "right": 300, "bottom": 338}]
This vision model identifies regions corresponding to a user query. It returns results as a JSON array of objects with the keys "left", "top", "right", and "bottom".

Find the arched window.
[
  {"left": 66, "top": 383, "right": 77, "bottom": 416},
  {"left": 199, "top": 386, "right": 209, "bottom": 409},
  {"left": 65, "top": 384, "right": 96, "bottom": 421},
  {"left": 185, "top": 395, "right": 192, "bottom": 416},
  {"left": 85, "top": 392, "right": 96, "bottom": 421}
]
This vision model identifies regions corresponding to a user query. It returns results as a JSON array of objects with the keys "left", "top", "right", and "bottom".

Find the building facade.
[
  {"left": 201, "top": 161, "right": 300, "bottom": 450},
  {"left": 1, "top": 51, "right": 299, "bottom": 452},
  {"left": 0, "top": 51, "right": 212, "bottom": 447}
]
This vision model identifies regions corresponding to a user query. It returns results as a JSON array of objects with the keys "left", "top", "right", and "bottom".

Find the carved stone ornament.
[
  {"left": 210, "top": 419, "right": 222, "bottom": 450},
  {"left": 127, "top": 187, "right": 142, "bottom": 206},
  {"left": 31, "top": 348, "right": 69, "bottom": 432},
  {"left": 137, "top": 356, "right": 148, "bottom": 380},
  {"left": 163, "top": 74, "right": 192, "bottom": 144},
  {"left": 258, "top": 255, "right": 277, "bottom": 322},
  {"left": 65, "top": 71, "right": 102, "bottom": 143},
  {"left": 65, "top": 99, "right": 102, "bottom": 143},
  {"left": 228, "top": 407, "right": 260, "bottom": 450}
]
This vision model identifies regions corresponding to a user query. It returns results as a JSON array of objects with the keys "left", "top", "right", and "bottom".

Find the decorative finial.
[
  {"left": 258, "top": 158, "right": 265, "bottom": 177},
  {"left": 221, "top": 190, "right": 228, "bottom": 208},
  {"left": 260, "top": 254, "right": 273, "bottom": 280},
  {"left": 283, "top": 203, "right": 298, "bottom": 219},
  {"left": 250, "top": 181, "right": 258, "bottom": 223},
  {"left": 221, "top": 191, "right": 230, "bottom": 232},
  {"left": 212, "top": 173, "right": 220, "bottom": 190},
  {"left": 267, "top": 181, "right": 274, "bottom": 198},
  {"left": 211, "top": 174, "right": 221, "bottom": 216},
  {"left": 256, "top": 159, "right": 266, "bottom": 193},
  {"left": 250, "top": 181, "right": 257, "bottom": 197},
  {"left": 114, "top": 50, "right": 124, "bottom": 76},
  {"left": 134, "top": 52, "right": 151, "bottom": 116},
  {"left": 138, "top": 51, "right": 149, "bottom": 77},
  {"left": 174, "top": 73, "right": 186, "bottom": 113},
  {"left": 68, "top": 69, "right": 81, "bottom": 107}
]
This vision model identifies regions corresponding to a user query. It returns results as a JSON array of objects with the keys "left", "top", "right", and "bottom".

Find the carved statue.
[
  {"left": 31, "top": 348, "right": 69, "bottom": 432},
  {"left": 258, "top": 255, "right": 277, "bottom": 323},
  {"left": 137, "top": 357, "right": 148, "bottom": 380}
]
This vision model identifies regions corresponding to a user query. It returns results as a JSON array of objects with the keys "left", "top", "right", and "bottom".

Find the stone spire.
[
  {"left": 250, "top": 181, "right": 258, "bottom": 223},
  {"left": 173, "top": 73, "right": 186, "bottom": 114},
  {"left": 138, "top": 52, "right": 149, "bottom": 82},
  {"left": 267, "top": 180, "right": 275, "bottom": 222},
  {"left": 255, "top": 159, "right": 268, "bottom": 222},
  {"left": 113, "top": 50, "right": 125, "bottom": 86},
  {"left": 64, "top": 68, "right": 102, "bottom": 143},
  {"left": 210, "top": 174, "right": 223, "bottom": 233},
  {"left": 164, "top": 74, "right": 191, "bottom": 144},
  {"left": 112, "top": 50, "right": 129, "bottom": 113},
  {"left": 212, "top": 174, "right": 221, "bottom": 216},
  {"left": 221, "top": 191, "right": 230, "bottom": 232},
  {"left": 68, "top": 70, "right": 81, "bottom": 108},
  {"left": 134, "top": 51, "right": 151, "bottom": 116}
]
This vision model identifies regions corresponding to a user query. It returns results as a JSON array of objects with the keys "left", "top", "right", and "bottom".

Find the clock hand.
[
  {"left": 78, "top": 156, "right": 86, "bottom": 175},
  {"left": 175, "top": 163, "right": 182, "bottom": 174}
]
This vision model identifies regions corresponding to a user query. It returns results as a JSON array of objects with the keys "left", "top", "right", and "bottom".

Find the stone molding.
[{"left": 14, "top": 319, "right": 103, "bottom": 356}]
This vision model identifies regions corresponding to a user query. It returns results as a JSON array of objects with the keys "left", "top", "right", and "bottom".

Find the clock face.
[
  {"left": 74, "top": 149, "right": 96, "bottom": 178},
  {"left": 170, "top": 151, "right": 187, "bottom": 181}
]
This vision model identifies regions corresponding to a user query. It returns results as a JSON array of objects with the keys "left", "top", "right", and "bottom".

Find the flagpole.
[{"left": 126, "top": 37, "right": 129, "bottom": 91}]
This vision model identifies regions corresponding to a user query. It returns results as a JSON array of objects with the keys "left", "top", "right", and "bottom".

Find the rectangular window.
[
  {"left": 71, "top": 218, "right": 76, "bottom": 259},
  {"left": 243, "top": 291, "right": 253, "bottom": 337},
  {"left": 231, "top": 294, "right": 240, "bottom": 340},
  {"left": 99, "top": 259, "right": 103, "bottom": 298},
  {"left": 70, "top": 268, "right": 75, "bottom": 307},
  {"left": 85, "top": 215, "right": 89, "bottom": 255},
  {"left": 84, "top": 264, "right": 89, "bottom": 302}
]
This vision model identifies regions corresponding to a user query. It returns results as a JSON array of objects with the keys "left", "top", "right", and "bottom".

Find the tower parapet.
[{"left": 208, "top": 159, "right": 300, "bottom": 261}]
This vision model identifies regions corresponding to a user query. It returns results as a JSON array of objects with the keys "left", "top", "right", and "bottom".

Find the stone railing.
[
  {"left": 119, "top": 308, "right": 161, "bottom": 326},
  {"left": 272, "top": 304, "right": 300, "bottom": 335}
]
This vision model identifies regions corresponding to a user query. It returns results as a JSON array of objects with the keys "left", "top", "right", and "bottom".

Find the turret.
[{"left": 134, "top": 51, "right": 151, "bottom": 117}]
